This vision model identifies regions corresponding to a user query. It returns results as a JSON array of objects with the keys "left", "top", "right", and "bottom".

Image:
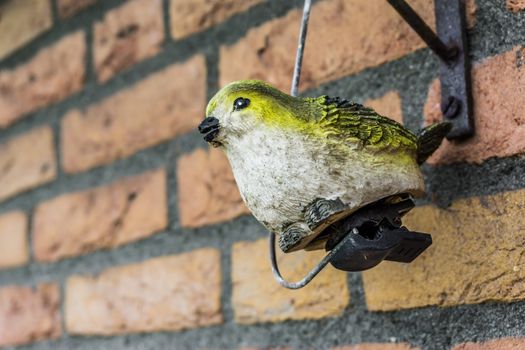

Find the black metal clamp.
[{"left": 270, "top": 196, "right": 432, "bottom": 289}]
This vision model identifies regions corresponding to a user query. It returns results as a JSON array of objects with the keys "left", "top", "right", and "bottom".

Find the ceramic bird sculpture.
[{"left": 198, "top": 80, "right": 450, "bottom": 253}]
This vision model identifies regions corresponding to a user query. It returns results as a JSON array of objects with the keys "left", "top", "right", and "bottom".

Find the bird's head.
[{"left": 199, "top": 80, "right": 315, "bottom": 147}]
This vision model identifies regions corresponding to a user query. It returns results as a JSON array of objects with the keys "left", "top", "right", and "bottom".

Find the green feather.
[{"left": 314, "top": 96, "right": 418, "bottom": 155}]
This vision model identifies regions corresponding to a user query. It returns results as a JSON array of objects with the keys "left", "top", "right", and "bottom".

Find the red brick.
[
  {"left": 362, "top": 188, "right": 525, "bottom": 311},
  {"left": 62, "top": 55, "right": 206, "bottom": 173},
  {"left": 33, "top": 169, "right": 167, "bottom": 262},
  {"left": 334, "top": 344, "right": 420, "bottom": 350},
  {"left": 0, "top": 32, "right": 86, "bottom": 128},
  {"left": 65, "top": 248, "right": 222, "bottom": 334},
  {"left": 364, "top": 91, "right": 403, "bottom": 124},
  {"left": 232, "top": 238, "right": 349, "bottom": 324},
  {"left": 0, "top": 211, "right": 28, "bottom": 269},
  {"left": 507, "top": 0, "right": 525, "bottom": 12},
  {"left": 424, "top": 46, "right": 525, "bottom": 165},
  {"left": 178, "top": 147, "right": 249, "bottom": 228},
  {"left": 0, "top": 0, "right": 52, "bottom": 60},
  {"left": 0, "top": 283, "right": 61, "bottom": 347},
  {"left": 170, "top": 0, "right": 263, "bottom": 39},
  {"left": 220, "top": 0, "right": 435, "bottom": 92},
  {"left": 0, "top": 127, "right": 57, "bottom": 202},
  {"left": 93, "top": 0, "right": 164, "bottom": 82},
  {"left": 453, "top": 338, "right": 525, "bottom": 350},
  {"left": 57, "top": 0, "right": 97, "bottom": 19}
]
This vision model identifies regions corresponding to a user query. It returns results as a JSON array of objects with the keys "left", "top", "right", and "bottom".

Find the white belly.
[{"left": 224, "top": 128, "right": 424, "bottom": 233}]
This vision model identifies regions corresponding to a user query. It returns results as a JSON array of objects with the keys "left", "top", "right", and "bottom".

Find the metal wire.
[
  {"left": 290, "top": 0, "right": 312, "bottom": 97},
  {"left": 269, "top": 229, "right": 357, "bottom": 289}
]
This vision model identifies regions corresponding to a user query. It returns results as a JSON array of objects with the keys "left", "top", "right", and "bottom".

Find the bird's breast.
[
  {"left": 223, "top": 126, "right": 425, "bottom": 234},
  {"left": 225, "top": 128, "right": 327, "bottom": 230}
]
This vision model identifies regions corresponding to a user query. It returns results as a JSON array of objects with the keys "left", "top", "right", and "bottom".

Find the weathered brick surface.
[
  {"left": 65, "top": 249, "right": 222, "bottom": 334},
  {"left": 93, "top": 0, "right": 164, "bottom": 82},
  {"left": 232, "top": 238, "right": 349, "bottom": 324},
  {"left": 0, "top": 283, "right": 61, "bottom": 347},
  {"left": 0, "top": 211, "right": 28, "bottom": 269},
  {"left": 62, "top": 55, "right": 206, "bottom": 173},
  {"left": 507, "top": 0, "right": 525, "bottom": 12},
  {"left": 178, "top": 147, "right": 249, "bottom": 228},
  {"left": 0, "top": 32, "right": 86, "bottom": 128},
  {"left": 364, "top": 91, "right": 403, "bottom": 124},
  {"left": 424, "top": 46, "right": 525, "bottom": 165},
  {"left": 33, "top": 169, "right": 167, "bottom": 262},
  {"left": 334, "top": 344, "right": 419, "bottom": 350},
  {"left": 170, "top": 0, "right": 263, "bottom": 39},
  {"left": 57, "top": 0, "right": 97, "bottom": 19},
  {"left": 220, "top": 0, "right": 435, "bottom": 91},
  {"left": 0, "top": 127, "right": 56, "bottom": 202},
  {"left": 0, "top": 0, "right": 52, "bottom": 60},
  {"left": 362, "top": 188, "right": 525, "bottom": 311},
  {"left": 453, "top": 338, "right": 525, "bottom": 350}
]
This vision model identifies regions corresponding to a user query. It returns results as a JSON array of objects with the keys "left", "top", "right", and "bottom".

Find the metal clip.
[{"left": 269, "top": 196, "right": 432, "bottom": 289}]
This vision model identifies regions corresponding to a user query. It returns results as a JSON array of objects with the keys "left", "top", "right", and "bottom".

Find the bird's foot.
[
  {"left": 279, "top": 223, "right": 311, "bottom": 253},
  {"left": 304, "top": 197, "right": 347, "bottom": 230}
]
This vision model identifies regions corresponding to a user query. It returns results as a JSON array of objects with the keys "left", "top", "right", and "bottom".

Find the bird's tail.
[{"left": 416, "top": 122, "right": 453, "bottom": 165}]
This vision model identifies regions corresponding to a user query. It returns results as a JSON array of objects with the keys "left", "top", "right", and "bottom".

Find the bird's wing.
[{"left": 314, "top": 96, "right": 418, "bottom": 153}]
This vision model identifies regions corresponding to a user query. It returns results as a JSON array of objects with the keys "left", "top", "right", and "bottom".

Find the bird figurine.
[{"left": 198, "top": 80, "right": 450, "bottom": 254}]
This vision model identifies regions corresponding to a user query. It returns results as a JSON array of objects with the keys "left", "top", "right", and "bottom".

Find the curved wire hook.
[
  {"left": 268, "top": 228, "right": 357, "bottom": 289},
  {"left": 290, "top": 0, "right": 312, "bottom": 97}
]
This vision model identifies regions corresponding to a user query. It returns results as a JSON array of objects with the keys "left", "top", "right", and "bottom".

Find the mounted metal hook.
[
  {"left": 290, "top": 0, "right": 474, "bottom": 140},
  {"left": 387, "top": 0, "right": 474, "bottom": 140}
]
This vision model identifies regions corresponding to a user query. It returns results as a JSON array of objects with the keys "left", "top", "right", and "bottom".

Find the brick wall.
[{"left": 0, "top": 0, "right": 524, "bottom": 349}]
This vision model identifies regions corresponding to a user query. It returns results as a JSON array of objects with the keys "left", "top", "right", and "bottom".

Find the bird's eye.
[{"left": 233, "top": 97, "right": 250, "bottom": 111}]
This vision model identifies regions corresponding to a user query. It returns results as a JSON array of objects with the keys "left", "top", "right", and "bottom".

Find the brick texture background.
[
  {"left": 0, "top": 0, "right": 524, "bottom": 349},
  {"left": 33, "top": 169, "right": 167, "bottom": 262},
  {"left": 0, "top": 0, "right": 52, "bottom": 61},
  {"left": 0, "top": 32, "right": 85, "bottom": 128},
  {"left": 177, "top": 147, "right": 249, "bottom": 228},
  {"left": 0, "top": 283, "right": 61, "bottom": 347},
  {"left": 61, "top": 55, "right": 206, "bottom": 173},
  {"left": 0, "top": 211, "right": 28, "bottom": 269},
  {"left": 93, "top": 0, "right": 164, "bottom": 82},
  {"left": 453, "top": 338, "right": 525, "bottom": 350},
  {"left": 0, "top": 127, "right": 56, "bottom": 201},
  {"left": 65, "top": 248, "right": 222, "bottom": 334},
  {"left": 362, "top": 188, "right": 525, "bottom": 311},
  {"left": 56, "top": 0, "right": 97, "bottom": 19}
]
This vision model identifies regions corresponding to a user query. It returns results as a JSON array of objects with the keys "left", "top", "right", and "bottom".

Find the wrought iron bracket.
[
  {"left": 387, "top": 0, "right": 474, "bottom": 139},
  {"left": 291, "top": 0, "right": 474, "bottom": 139}
]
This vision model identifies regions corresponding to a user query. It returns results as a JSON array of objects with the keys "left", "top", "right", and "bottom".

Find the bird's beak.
[{"left": 198, "top": 116, "right": 221, "bottom": 146}]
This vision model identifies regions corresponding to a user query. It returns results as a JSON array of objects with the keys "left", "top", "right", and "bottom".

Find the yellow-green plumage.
[
  {"left": 203, "top": 80, "right": 450, "bottom": 252},
  {"left": 207, "top": 80, "right": 419, "bottom": 158}
]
